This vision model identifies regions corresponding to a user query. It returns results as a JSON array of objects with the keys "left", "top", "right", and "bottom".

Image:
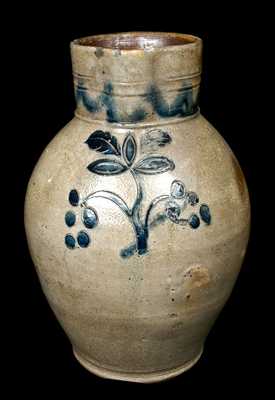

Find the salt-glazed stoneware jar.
[{"left": 25, "top": 32, "right": 250, "bottom": 383}]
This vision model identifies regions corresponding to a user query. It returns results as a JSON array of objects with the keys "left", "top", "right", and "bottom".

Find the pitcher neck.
[{"left": 71, "top": 32, "right": 202, "bottom": 126}]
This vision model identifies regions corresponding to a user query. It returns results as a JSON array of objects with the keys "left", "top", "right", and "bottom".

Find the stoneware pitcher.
[{"left": 25, "top": 32, "right": 250, "bottom": 383}]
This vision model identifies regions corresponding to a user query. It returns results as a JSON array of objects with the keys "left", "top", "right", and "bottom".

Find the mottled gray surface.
[{"left": 25, "top": 33, "right": 250, "bottom": 383}]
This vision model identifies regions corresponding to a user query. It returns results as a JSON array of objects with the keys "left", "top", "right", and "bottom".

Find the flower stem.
[
  {"left": 144, "top": 195, "right": 170, "bottom": 230},
  {"left": 81, "top": 190, "right": 131, "bottom": 217},
  {"left": 129, "top": 170, "right": 148, "bottom": 255}
]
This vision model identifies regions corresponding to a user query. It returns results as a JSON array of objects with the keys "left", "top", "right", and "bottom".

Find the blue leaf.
[
  {"left": 141, "top": 129, "right": 172, "bottom": 152},
  {"left": 85, "top": 130, "right": 121, "bottom": 155},
  {"left": 87, "top": 159, "right": 127, "bottom": 175},
  {"left": 200, "top": 204, "right": 211, "bottom": 224},
  {"left": 134, "top": 156, "right": 175, "bottom": 175},
  {"left": 122, "top": 133, "right": 137, "bottom": 166}
]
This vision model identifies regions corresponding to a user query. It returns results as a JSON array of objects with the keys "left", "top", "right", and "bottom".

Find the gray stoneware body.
[{"left": 25, "top": 32, "right": 250, "bottom": 383}]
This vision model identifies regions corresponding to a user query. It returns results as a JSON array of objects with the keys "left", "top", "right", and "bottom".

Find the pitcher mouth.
[
  {"left": 72, "top": 32, "right": 200, "bottom": 51},
  {"left": 71, "top": 32, "right": 202, "bottom": 125}
]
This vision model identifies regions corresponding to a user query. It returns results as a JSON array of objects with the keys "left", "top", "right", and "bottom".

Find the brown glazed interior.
[{"left": 73, "top": 32, "right": 197, "bottom": 50}]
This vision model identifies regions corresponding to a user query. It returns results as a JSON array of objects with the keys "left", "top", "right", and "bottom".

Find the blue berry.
[
  {"left": 65, "top": 211, "right": 76, "bottom": 227},
  {"left": 69, "top": 189, "right": 79, "bottom": 206},
  {"left": 200, "top": 204, "right": 211, "bottom": 224},
  {"left": 65, "top": 234, "right": 76, "bottom": 249},
  {"left": 82, "top": 207, "right": 98, "bottom": 229},
  {"left": 77, "top": 231, "right": 90, "bottom": 248},
  {"left": 188, "top": 214, "right": 200, "bottom": 229}
]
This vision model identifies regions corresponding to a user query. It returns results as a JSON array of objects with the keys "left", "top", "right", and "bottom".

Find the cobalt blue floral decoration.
[
  {"left": 25, "top": 32, "right": 250, "bottom": 383},
  {"left": 64, "top": 129, "right": 212, "bottom": 257}
]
